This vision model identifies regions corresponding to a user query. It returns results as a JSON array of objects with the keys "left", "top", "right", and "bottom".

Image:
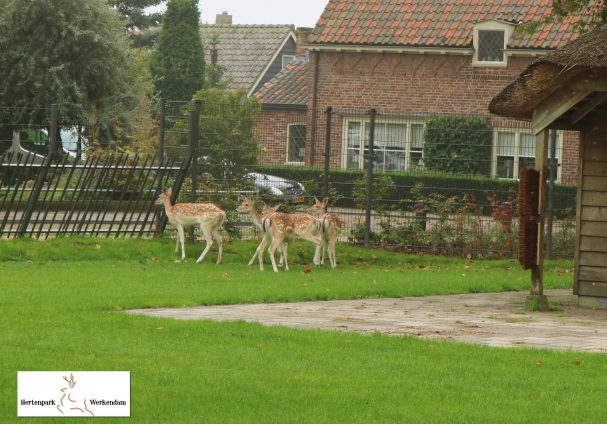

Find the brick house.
[{"left": 256, "top": 0, "right": 584, "bottom": 184}]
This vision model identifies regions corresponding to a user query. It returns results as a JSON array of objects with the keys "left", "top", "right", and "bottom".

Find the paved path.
[{"left": 127, "top": 289, "right": 607, "bottom": 353}]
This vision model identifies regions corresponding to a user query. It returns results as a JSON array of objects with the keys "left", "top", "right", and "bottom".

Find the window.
[
  {"left": 493, "top": 130, "right": 562, "bottom": 181},
  {"left": 282, "top": 55, "right": 295, "bottom": 70},
  {"left": 287, "top": 124, "right": 306, "bottom": 163},
  {"left": 478, "top": 30, "right": 504, "bottom": 62},
  {"left": 343, "top": 119, "right": 424, "bottom": 172},
  {"left": 472, "top": 21, "right": 515, "bottom": 67}
]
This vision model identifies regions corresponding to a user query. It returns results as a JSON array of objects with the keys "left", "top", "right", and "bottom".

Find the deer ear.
[
  {"left": 166, "top": 187, "right": 172, "bottom": 195},
  {"left": 323, "top": 197, "right": 329, "bottom": 206}
]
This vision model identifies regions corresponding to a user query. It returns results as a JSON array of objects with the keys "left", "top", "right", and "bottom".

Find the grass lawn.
[{"left": 1, "top": 237, "right": 605, "bottom": 423}]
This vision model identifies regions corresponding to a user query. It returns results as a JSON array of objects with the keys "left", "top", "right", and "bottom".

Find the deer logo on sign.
[{"left": 56, "top": 373, "right": 94, "bottom": 416}]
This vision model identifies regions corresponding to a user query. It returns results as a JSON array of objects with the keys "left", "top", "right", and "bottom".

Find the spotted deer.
[
  {"left": 307, "top": 197, "right": 342, "bottom": 269},
  {"left": 155, "top": 188, "right": 226, "bottom": 264},
  {"left": 236, "top": 197, "right": 287, "bottom": 268},
  {"left": 57, "top": 374, "right": 94, "bottom": 416},
  {"left": 257, "top": 208, "right": 322, "bottom": 272}
]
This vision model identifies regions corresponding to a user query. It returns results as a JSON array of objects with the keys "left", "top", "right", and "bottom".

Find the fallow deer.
[
  {"left": 307, "top": 197, "right": 342, "bottom": 268},
  {"left": 257, "top": 208, "right": 322, "bottom": 272},
  {"left": 236, "top": 197, "right": 287, "bottom": 269},
  {"left": 155, "top": 188, "right": 226, "bottom": 264}
]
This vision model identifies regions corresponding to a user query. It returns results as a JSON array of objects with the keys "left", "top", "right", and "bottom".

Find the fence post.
[
  {"left": 188, "top": 100, "right": 202, "bottom": 242},
  {"left": 322, "top": 107, "right": 333, "bottom": 199},
  {"left": 16, "top": 104, "right": 58, "bottom": 237},
  {"left": 545, "top": 129, "right": 557, "bottom": 259},
  {"left": 156, "top": 99, "right": 166, "bottom": 165},
  {"left": 364, "top": 108, "right": 377, "bottom": 248}
]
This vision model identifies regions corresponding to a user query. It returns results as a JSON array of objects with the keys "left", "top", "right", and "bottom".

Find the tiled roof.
[
  {"left": 255, "top": 58, "right": 308, "bottom": 106},
  {"left": 200, "top": 24, "right": 295, "bottom": 92},
  {"left": 308, "top": 0, "right": 581, "bottom": 49}
]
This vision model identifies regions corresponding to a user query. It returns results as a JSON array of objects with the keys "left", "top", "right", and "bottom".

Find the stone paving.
[{"left": 127, "top": 289, "right": 607, "bottom": 353}]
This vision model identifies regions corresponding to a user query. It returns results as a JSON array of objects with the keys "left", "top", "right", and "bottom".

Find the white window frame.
[
  {"left": 491, "top": 129, "right": 563, "bottom": 182},
  {"left": 472, "top": 21, "right": 516, "bottom": 67},
  {"left": 341, "top": 117, "right": 425, "bottom": 172},
  {"left": 286, "top": 123, "right": 306, "bottom": 164}
]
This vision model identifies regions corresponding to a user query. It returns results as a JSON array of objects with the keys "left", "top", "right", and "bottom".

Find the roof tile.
[{"left": 308, "top": 0, "right": 583, "bottom": 49}]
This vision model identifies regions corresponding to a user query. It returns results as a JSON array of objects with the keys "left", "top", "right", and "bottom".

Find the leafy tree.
[
  {"left": 204, "top": 32, "right": 230, "bottom": 90},
  {"left": 193, "top": 88, "right": 260, "bottom": 180},
  {"left": 109, "top": 0, "right": 163, "bottom": 31},
  {"left": 150, "top": 0, "right": 205, "bottom": 101},
  {"left": 551, "top": 1, "right": 607, "bottom": 32},
  {"left": 0, "top": 0, "right": 136, "bottom": 146}
]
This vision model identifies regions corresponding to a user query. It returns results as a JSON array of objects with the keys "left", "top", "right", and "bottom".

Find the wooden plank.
[
  {"left": 574, "top": 133, "right": 584, "bottom": 295},
  {"left": 579, "top": 266, "right": 607, "bottom": 282},
  {"left": 581, "top": 175, "right": 607, "bottom": 192},
  {"left": 582, "top": 161, "right": 607, "bottom": 177},
  {"left": 583, "top": 143, "right": 607, "bottom": 162},
  {"left": 580, "top": 221, "right": 607, "bottom": 235},
  {"left": 577, "top": 280, "right": 607, "bottom": 297},
  {"left": 579, "top": 251, "right": 607, "bottom": 266},
  {"left": 571, "top": 92, "right": 607, "bottom": 124},
  {"left": 581, "top": 190, "right": 607, "bottom": 206},
  {"left": 581, "top": 206, "right": 607, "bottom": 222},
  {"left": 580, "top": 236, "right": 607, "bottom": 252}
]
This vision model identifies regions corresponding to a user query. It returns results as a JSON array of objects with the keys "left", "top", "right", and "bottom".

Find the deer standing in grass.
[
  {"left": 155, "top": 188, "right": 226, "bottom": 264},
  {"left": 237, "top": 197, "right": 288, "bottom": 268},
  {"left": 256, "top": 207, "right": 322, "bottom": 272},
  {"left": 308, "top": 197, "right": 342, "bottom": 268}
]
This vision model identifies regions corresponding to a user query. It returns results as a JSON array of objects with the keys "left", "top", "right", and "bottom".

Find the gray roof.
[{"left": 200, "top": 24, "right": 295, "bottom": 94}]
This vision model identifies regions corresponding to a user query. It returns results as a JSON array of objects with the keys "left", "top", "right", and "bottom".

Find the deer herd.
[{"left": 155, "top": 189, "right": 341, "bottom": 271}]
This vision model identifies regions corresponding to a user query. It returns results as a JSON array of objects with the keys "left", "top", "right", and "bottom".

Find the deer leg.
[
  {"left": 282, "top": 242, "right": 289, "bottom": 271},
  {"left": 312, "top": 238, "right": 322, "bottom": 268},
  {"left": 176, "top": 225, "right": 186, "bottom": 260},
  {"left": 196, "top": 225, "right": 213, "bottom": 264},
  {"left": 268, "top": 236, "right": 284, "bottom": 272},
  {"left": 212, "top": 228, "right": 223, "bottom": 264},
  {"left": 328, "top": 237, "right": 337, "bottom": 268},
  {"left": 174, "top": 232, "right": 179, "bottom": 253},
  {"left": 250, "top": 233, "right": 270, "bottom": 270}
]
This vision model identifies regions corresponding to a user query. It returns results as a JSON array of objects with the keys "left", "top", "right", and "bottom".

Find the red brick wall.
[
  {"left": 306, "top": 50, "right": 579, "bottom": 183},
  {"left": 255, "top": 108, "right": 307, "bottom": 165}
]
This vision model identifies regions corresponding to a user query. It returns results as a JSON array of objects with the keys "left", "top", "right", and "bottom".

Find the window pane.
[
  {"left": 497, "top": 132, "right": 515, "bottom": 156},
  {"left": 288, "top": 124, "right": 306, "bottom": 162},
  {"left": 347, "top": 121, "right": 361, "bottom": 148},
  {"left": 384, "top": 123, "right": 406, "bottom": 148},
  {"left": 519, "top": 156, "right": 535, "bottom": 173},
  {"left": 519, "top": 133, "right": 534, "bottom": 158},
  {"left": 496, "top": 156, "right": 515, "bottom": 178},
  {"left": 411, "top": 124, "right": 424, "bottom": 149},
  {"left": 478, "top": 30, "right": 504, "bottom": 62},
  {"left": 409, "top": 149, "right": 423, "bottom": 169}
]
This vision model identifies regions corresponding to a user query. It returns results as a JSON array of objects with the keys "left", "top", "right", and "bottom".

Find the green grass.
[{"left": 1, "top": 237, "right": 605, "bottom": 423}]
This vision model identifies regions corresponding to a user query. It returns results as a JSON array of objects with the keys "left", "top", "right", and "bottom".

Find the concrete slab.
[{"left": 126, "top": 289, "right": 607, "bottom": 353}]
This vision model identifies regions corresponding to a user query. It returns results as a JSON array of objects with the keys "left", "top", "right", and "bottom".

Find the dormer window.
[
  {"left": 472, "top": 20, "right": 515, "bottom": 67},
  {"left": 478, "top": 30, "right": 504, "bottom": 62}
]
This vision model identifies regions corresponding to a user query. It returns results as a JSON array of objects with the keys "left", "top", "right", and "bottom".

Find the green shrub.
[{"left": 423, "top": 116, "right": 492, "bottom": 175}]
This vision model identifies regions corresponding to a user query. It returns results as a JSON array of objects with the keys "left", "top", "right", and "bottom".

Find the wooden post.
[{"left": 528, "top": 129, "right": 549, "bottom": 310}]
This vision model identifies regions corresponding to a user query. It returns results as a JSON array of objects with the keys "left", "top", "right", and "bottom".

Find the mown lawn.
[{"left": 1, "top": 237, "right": 605, "bottom": 423}]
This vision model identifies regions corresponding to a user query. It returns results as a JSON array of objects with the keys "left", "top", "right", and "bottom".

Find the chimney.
[
  {"left": 215, "top": 11, "right": 232, "bottom": 25},
  {"left": 295, "top": 27, "right": 312, "bottom": 55}
]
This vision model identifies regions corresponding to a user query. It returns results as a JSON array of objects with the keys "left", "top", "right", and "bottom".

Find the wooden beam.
[
  {"left": 532, "top": 88, "right": 591, "bottom": 135},
  {"left": 531, "top": 130, "right": 548, "bottom": 296},
  {"left": 571, "top": 92, "right": 607, "bottom": 124}
]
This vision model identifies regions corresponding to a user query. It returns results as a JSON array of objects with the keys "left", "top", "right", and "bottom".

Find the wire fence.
[{"left": 0, "top": 102, "right": 577, "bottom": 259}]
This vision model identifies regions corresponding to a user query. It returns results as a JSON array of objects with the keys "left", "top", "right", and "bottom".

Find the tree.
[
  {"left": 551, "top": 1, "right": 607, "bottom": 32},
  {"left": 193, "top": 88, "right": 260, "bottom": 180},
  {"left": 149, "top": 0, "right": 205, "bottom": 101},
  {"left": 108, "top": 0, "right": 163, "bottom": 31},
  {"left": 0, "top": 0, "right": 136, "bottom": 145}
]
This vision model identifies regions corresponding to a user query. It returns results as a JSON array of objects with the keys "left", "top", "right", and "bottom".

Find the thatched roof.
[{"left": 489, "top": 24, "right": 607, "bottom": 119}]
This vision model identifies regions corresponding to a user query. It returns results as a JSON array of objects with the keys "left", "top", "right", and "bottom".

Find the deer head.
[
  {"left": 308, "top": 197, "right": 329, "bottom": 216},
  {"left": 154, "top": 188, "right": 172, "bottom": 206},
  {"left": 236, "top": 196, "right": 256, "bottom": 214},
  {"left": 261, "top": 202, "right": 281, "bottom": 216}
]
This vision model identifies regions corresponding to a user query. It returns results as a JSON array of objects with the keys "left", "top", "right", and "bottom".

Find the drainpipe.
[{"left": 309, "top": 50, "right": 320, "bottom": 166}]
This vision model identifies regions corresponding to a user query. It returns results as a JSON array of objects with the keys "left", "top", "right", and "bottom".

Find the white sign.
[{"left": 17, "top": 371, "right": 130, "bottom": 417}]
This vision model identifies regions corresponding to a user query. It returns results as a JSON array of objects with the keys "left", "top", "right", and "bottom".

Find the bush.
[{"left": 423, "top": 116, "right": 492, "bottom": 175}]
